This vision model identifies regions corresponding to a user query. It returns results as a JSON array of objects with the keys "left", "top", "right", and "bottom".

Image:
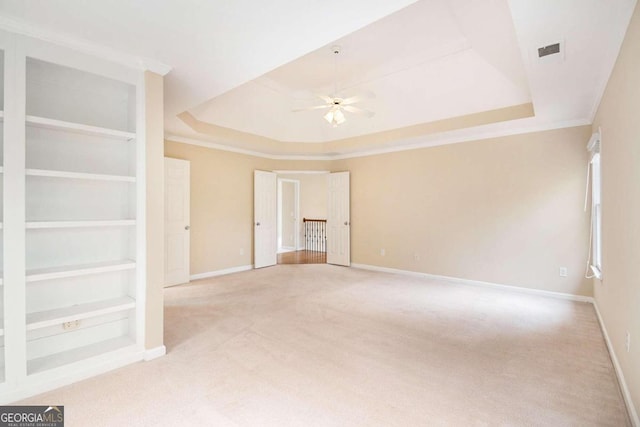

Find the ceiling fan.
[{"left": 292, "top": 46, "right": 375, "bottom": 127}]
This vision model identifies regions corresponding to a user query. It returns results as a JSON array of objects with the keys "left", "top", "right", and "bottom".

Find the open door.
[
  {"left": 164, "top": 157, "right": 191, "bottom": 286},
  {"left": 254, "top": 170, "right": 277, "bottom": 268},
  {"left": 327, "top": 171, "right": 350, "bottom": 266}
]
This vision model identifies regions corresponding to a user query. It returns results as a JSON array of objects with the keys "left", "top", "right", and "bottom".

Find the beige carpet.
[{"left": 20, "top": 264, "right": 630, "bottom": 426}]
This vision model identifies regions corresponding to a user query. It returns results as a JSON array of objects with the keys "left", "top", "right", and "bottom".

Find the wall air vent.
[{"left": 538, "top": 43, "right": 561, "bottom": 58}]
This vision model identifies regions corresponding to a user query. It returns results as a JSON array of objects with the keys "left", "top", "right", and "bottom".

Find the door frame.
[{"left": 277, "top": 178, "right": 300, "bottom": 253}]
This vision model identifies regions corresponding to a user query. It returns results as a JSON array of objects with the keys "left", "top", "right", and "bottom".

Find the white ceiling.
[{"left": 0, "top": 0, "right": 636, "bottom": 157}]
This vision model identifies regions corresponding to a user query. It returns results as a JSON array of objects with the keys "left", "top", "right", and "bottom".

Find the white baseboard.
[
  {"left": 0, "top": 345, "right": 143, "bottom": 404},
  {"left": 190, "top": 265, "right": 253, "bottom": 281},
  {"left": 144, "top": 345, "right": 166, "bottom": 361},
  {"left": 277, "top": 247, "right": 296, "bottom": 254},
  {"left": 593, "top": 302, "right": 639, "bottom": 426},
  {"left": 350, "top": 263, "right": 594, "bottom": 303}
]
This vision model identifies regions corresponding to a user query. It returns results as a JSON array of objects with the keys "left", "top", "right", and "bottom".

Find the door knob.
[
  {"left": 344, "top": 221, "right": 350, "bottom": 226},
  {"left": 256, "top": 222, "right": 261, "bottom": 226},
  {"left": 185, "top": 225, "right": 190, "bottom": 230}
]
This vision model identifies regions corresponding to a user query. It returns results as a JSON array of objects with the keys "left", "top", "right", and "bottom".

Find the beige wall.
[
  {"left": 144, "top": 71, "right": 165, "bottom": 350},
  {"left": 334, "top": 126, "right": 593, "bottom": 296},
  {"left": 592, "top": 2, "right": 640, "bottom": 418},
  {"left": 167, "top": 125, "right": 591, "bottom": 298},
  {"left": 164, "top": 141, "right": 327, "bottom": 274}
]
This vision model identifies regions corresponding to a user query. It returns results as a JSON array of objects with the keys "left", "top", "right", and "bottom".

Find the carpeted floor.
[{"left": 20, "top": 264, "right": 630, "bottom": 426}]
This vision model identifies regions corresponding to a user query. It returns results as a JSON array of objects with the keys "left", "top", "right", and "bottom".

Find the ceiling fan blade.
[
  {"left": 342, "top": 105, "right": 375, "bottom": 118},
  {"left": 341, "top": 91, "right": 376, "bottom": 105},
  {"left": 315, "top": 94, "right": 334, "bottom": 104},
  {"left": 292, "top": 104, "right": 332, "bottom": 112}
]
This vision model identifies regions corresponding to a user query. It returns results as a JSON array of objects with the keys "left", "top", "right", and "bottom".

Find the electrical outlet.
[
  {"left": 626, "top": 331, "right": 631, "bottom": 353},
  {"left": 63, "top": 320, "right": 80, "bottom": 330},
  {"left": 413, "top": 253, "right": 420, "bottom": 261},
  {"left": 239, "top": 248, "right": 244, "bottom": 255},
  {"left": 559, "top": 267, "right": 568, "bottom": 277},
  {"left": 380, "top": 248, "right": 386, "bottom": 256}
]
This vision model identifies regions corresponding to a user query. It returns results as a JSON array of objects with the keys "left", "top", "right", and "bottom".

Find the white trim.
[
  {"left": 0, "top": 15, "right": 172, "bottom": 75},
  {"left": 273, "top": 170, "right": 331, "bottom": 174},
  {"left": 277, "top": 247, "right": 296, "bottom": 254},
  {"left": 189, "top": 265, "right": 253, "bottom": 281},
  {"left": 333, "top": 118, "right": 592, "bottom": 160},
  {"left": 143, "top": 345, "right": 167, "bottom": 361},
  {"left": 166, "top": 118, "right": 591, "bottom": 161},
  {"left": 350, "top": 263, "right": 594, "bottom": 303},
  {"left": 0, "top": 345, "right": 143, "bottom": 405},
  {"left": 165, "top": 134, "right": 333, "bottom": 161},
  {"left": 593, "top": 301, "right": 639, "bottom": 426}
]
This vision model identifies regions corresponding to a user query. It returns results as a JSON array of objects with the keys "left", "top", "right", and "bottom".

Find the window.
[{"left": 588, "top": 131, "right": 602, "bottom": 278}]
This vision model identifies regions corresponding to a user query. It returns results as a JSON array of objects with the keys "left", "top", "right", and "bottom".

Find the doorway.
[
  {"left": 277, "top": 171, "right": 328, "bottom": 265},
  {"left": 254, "top": 170, "right": 350, "bottom": 268}
]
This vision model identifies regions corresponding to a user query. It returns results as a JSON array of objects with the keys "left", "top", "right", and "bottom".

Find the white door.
[
  {"left": 327, "top": 171, "right": 350, "bottom": 266},
  {"left": 164, "top": 157, "right": 190, "bottom": 286},
  {"left": 254, "top": 170, "right": 277, "bottom": 268}
]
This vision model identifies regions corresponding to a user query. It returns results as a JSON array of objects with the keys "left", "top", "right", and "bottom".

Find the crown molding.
[
  {"left": 166, "top": 118, "right": 592, "bottom": 161},
  {"left": 0, "top": 14, "right": 172, "bottom": 76},
  {"left": 165, "top": 134, "right": 334, "bottom": 161}
]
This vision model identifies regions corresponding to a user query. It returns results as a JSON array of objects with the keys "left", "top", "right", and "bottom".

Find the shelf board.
[
  {"left": 27, "top": 336, "right": 136, "bottom": 375},
  {"left": 26, "top": 115, "right": 136, "bottom": 140},
  {"left": 26, "top": 219, "right": 136, "bottom": 229},
  {"left": 26, "top": 168, "right": 136, "bottom": 183},
  {"left": 26, "top": 296, "right": 136, "bottom": 331},
  {"left": 26, "top": 259, "right": 136, "bottom": 282}
]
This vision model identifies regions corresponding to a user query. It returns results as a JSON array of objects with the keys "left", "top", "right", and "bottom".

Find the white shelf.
[
  {"left": 26, "top": 169, "right": 136, "bottom": 183},
  {"left": 26, "top": 296, "right": 136, "bottom": 331},
  {"left": 26, "top": 220, "right": 136, "bottom": 229},
  {"left": 27, "top": 336, "right": 136, "bottom": 375},
  {"left": 26, "top": 115, "right": 136, "bottom": 140},
  {"left": 26, "top": 259, "right": 136, "bottom": 282}
]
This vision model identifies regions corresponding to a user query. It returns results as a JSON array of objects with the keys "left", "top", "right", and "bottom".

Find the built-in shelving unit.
[
  {"left": 25, "top": 115, "right": 136, "bottom": 140},
  {"left": 25, "top": 220, "right": 136, "bottom": 229},
  {"left": 21, "top": 55, "right": 140, "bottom": 378},
  {"left": 27, "top": 297, "right": 136, "bottom": 331},
  {"left": 26, "top": 260, "right": 136, "bottom": 282},
  {"left": 25, "top": 169, "right": 136, "bottom": 183},
  {"left": 0, "top": 25, "right": 154, "bottom": 403}
]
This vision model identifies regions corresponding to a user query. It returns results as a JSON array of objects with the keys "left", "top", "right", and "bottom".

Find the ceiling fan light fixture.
[{"left": 324, "top": 107, "right": 346, "bottom": 127}]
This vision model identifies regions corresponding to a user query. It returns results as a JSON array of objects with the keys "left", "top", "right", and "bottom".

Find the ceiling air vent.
[{"left": 538, "top": 43, "right": 561, "bottom": 58}]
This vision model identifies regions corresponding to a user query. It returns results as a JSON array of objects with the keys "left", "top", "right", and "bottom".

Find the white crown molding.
[
  {"left": 165, "top": 134, "right": 334, "bottom": 161},
  {"left": 331, "top": 118, "right": 592, "bottom": 160},
  {"left": 0, "top": 14, "right": 172, "bottom": 75},
  {"left": 166, "top": 117, "right": 592, "bottom": 161}
]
